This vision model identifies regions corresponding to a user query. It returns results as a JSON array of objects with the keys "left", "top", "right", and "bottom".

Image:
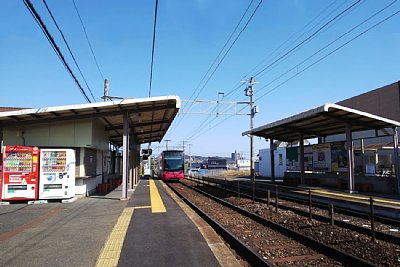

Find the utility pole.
[
  {"left": 181, "top": 140, "right": 186, "bottom": 173},
  {"left": 188, "top": 144, "right": 192, "bottom": 169},
  {"left": 245, "top": 77, "right": 258, "bottom": 182},
  {"left": 103, "top": 79, "right": 109, "bottom": 101},
  {"left": 164, "top": 139, "right": 171, "bottom": 150},
  {"left": 217, "top": 92, "right": 224, "bottom": 117},
  {"left": 181, "top": 140, "right": 186, "bottom": 154}
]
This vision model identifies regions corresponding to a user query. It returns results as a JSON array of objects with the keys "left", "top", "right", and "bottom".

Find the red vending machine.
[
  {"left": 1, "top": 146, "right": 40, "bottom": 201},
  {"left": 0, "top": 150, "right": 2, "bottom": 200}
]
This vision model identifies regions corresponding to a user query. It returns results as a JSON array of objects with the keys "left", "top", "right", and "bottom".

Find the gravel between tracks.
[
  {"left": 171, "top": 182, "right": 343, "bottom": 266},
  {"left": 181, "top": 180, "right": 400, "bottom": 266}
]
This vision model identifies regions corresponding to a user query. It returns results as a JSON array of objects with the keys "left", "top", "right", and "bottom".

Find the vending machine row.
[{"left": 1, "top": 146, "right": 75, "bottom": 201}]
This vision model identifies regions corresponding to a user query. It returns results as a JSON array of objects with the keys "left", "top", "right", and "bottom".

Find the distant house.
[
  {"left": 207, "top": 157, "right": 228, "bottom": 169},
  {"left": 236, "top": 159, "right": 250, "bottom": 171},
  {"left": 190, "top": 162, "right": 203, "bottom": 169}
]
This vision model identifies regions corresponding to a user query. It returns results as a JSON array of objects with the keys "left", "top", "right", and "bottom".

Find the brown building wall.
[
  {"left": 337, "top": 81, "right": 400, "bottom": 121},
  {"left": 0, "top": 107, "right": 29, "bottom": 112}
]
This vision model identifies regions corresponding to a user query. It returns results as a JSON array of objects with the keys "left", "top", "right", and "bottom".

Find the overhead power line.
[
  {"left": 255, "top": 0, "right": 398, "bottom": 99},
  {"left": 186, "top": 0, "right": 367, "bottom": 142},
  {"left": 253, "top": 0, "right": 362, "bottom": 78},
  {"left": 149, "top": 0, "right": 159, "bottom": 97},
  {"left": 185, "top": 0, "right": 255, "bottom": 105},
  {"left": 188, "top": 103, "right": 248, "bottom": 142},
  {"left": 179, "top": 0, "right": 362, "bottom": 143},
  {"left": 220, "top": 0, "right": 352, "bottom": 104},
  {"left": 72, "top": 0, "right": 105, "bottom": 81},
  {"left": 256, "top": 6, "right": 400, "bottom": 101},
  {"left": 184, "top": 1, "right": 399, "bottom": 143},
  {"left": 23, "top": 0, "right": 91, "bottom": 103},
  {"left": 246, "top": 0, "right": 342, "bottom": 79},
  {"left": 181, "top": 0, "right": 262, "bottom": 139},
  {"left": 42, "top": 0, "right": 96, "bottom": 102},
  {"left": 191, "top": 0, "right": 263, "bottom": 103},
  {"left": 168, "top": 0, "right": 262, "bottom": 137}
]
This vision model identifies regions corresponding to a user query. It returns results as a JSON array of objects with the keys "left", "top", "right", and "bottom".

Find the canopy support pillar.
[
  {"left": 135, "top": 144, "right": 140, "bottom": 185},
  {"left": 346, "top": 124, "right": 355, "bottom": 193},
  {"left": 361, "top": 138, "right": 365, "bottom": 175},
  {"left": 270, "top": 139, "right": 275, "bottom": 180},
  {"left": 299, "top": 133, "right": 305, "bottom": 185},
  {"left": 393, "top": 127, "right": 400, "bottom": 194},
  {"left": 122, "top": 111, "right": 129, "bottom": 199}
]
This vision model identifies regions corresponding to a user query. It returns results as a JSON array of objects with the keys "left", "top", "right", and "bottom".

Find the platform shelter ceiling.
[
  {"left": 242, "top": 103, "right": 400, "bottom": 142},
  {"left": 0, "top": 96, "right": 180, "bottom": 146}
]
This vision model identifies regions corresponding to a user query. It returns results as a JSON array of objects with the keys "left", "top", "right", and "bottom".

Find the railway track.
[
  {"left": 191, "top": 176, "right": 400, "bottom": 245},
  {"left": 167, "top": 181, "right": 378, "bottom": 266},
  {"left": 197, "top": 177, "right": 400, "bottom": 222},
  {"left": 180, "top": 178, "right": 400, "bottom": 266}
]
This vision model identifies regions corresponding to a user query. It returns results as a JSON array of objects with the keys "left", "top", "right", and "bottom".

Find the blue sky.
[{"left": 1, "top": 0, "right": 400, "bottom": 157}]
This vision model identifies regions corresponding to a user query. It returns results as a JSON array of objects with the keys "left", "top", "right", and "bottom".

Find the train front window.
[{"left": 164, "top": 153, "right": 183, "bottom": 171}]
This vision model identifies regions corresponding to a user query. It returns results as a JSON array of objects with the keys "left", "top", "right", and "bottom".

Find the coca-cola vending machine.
[
  {"left": 0, "top": 150, "right": 3, "bottom": 200},
  {"left": 1, "top": 146, "right": 39, "bottom": 201}
]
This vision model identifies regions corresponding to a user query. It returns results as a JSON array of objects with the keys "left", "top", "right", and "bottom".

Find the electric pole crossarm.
[{"left": 180, "top": 99, "right": 250, "bottom": 115}]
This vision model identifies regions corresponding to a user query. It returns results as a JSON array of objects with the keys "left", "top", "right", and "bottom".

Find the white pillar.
[
  {"left": 361, "top": 138, "right": 365, "bottom": 175},
  {"left": 122, "top": 112, "right": 129, "bottom": 199},
  {"left": 299, "top": 133, "right": 305, "bottom": 185},
  {"left": 129, "top": 132, "right": 134, "bottom": 189},
  {"left": 346, "top": 124, "right": 355, "bottom": 193},
  {"left": 393, "top": 127, "right": 400, "bottom": 194},
  {"left": 135, "top": 145, "right": 140, "bottom": 183},
  {"left": 270, "top": 139, "right": 275, "bottom": 179}
]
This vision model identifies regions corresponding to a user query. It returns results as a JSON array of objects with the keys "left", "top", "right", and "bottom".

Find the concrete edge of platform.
[{"left": 161, "top": 182, "right": 243, "bottom": 267}]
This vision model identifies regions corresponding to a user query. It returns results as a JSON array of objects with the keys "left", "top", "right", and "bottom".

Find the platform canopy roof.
[
  {"left": 0, "top": 96, "right": 180, "bottom": 146},
  {"left": 242, "top": 103, "right": 400, "bottom": 142}
]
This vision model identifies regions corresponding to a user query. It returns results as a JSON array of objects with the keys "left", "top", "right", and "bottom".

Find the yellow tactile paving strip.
[
  {"left": 149, "top": 178, "right": 167, "bottom": 213},
  {"left": 95, "top": 207, "right": 134, "bottom": 267},
  {"left": 311, "top": 189, "right": 400, "bottom": 205},
  {"left": 311, "top": 189, "right": 370, "bottom": 200},
  {"left": 95, "top": 179, "right": 167, "bottom": 266}
]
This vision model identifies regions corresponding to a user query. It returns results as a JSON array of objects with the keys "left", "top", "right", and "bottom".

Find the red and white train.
[{"left": 158, "top": 150, "right": 185, "bottom": 181}]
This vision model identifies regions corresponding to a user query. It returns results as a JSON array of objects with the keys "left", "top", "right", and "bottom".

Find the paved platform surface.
[
  {"left": 0, "top": 187, "right": 133, "bottom": 267},
  {"left": 118, "top": 178, "right": 221, "bottom": 267},
  {"left": 0, "top": 178, "right": 241, "bottom": 267}
]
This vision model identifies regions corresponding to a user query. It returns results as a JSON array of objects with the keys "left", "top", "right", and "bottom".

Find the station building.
[
  {"left": 0, "top": 96, "right": 180, "bottom": 199},
  {"left": 248, "top": 81, "right": 400, "bottom": 195}
]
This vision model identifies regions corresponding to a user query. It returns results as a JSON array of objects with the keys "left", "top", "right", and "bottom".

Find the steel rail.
[
  {"left": 199, "top": 176, "right": 400, "bottom": 226},
  {"left": 192, "top": 176, "right": 400, "bottom": 245},
  {"left": 181, "top": 179, "right": 376, "bottom": 266}
]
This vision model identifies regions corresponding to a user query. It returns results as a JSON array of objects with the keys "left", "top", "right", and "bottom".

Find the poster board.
[
  {"left": 304, "top": 145, "right": 313, "bottom": 171},
  {"left": 312, "top": 143, "right": 331, "bottom": 171},
  {"left": 331, "top": 141, "right": 348, "bottom": 172},
  {"left": 286, "top": 147, "right": 299, "bottom": 171}
]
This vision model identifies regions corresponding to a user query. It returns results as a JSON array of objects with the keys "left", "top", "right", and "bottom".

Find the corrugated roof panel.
[
  {"left": 0, "top": 96, "right": 180, "bottom": 145},
  {"left": 243, "top": 103, "right": 400, "bottom": 142}
]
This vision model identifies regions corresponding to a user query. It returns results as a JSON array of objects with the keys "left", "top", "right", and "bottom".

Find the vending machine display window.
[
  {"left": 39, "top": 149, "right": 75, "bottom": 199},
  {"left": 1, "top": 146, "right": 39, "bottom": 201}
]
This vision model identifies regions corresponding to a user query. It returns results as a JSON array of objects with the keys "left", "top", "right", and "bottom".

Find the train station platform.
[
  {"left": 96, "top": 177, "right": 241, "bottom": 267},
  {"left": 0, "top": 177, "right": 241, "bottom": 267}
]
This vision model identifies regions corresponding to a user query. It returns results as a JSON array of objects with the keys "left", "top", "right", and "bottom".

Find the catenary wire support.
[
  {"left": 243, "top": 77, "right": 259, "bottom": 182},
  {"left": 180, "top": 99, "right": 250, "bottom": 115}
]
